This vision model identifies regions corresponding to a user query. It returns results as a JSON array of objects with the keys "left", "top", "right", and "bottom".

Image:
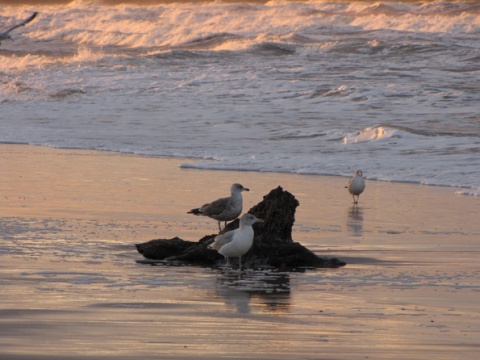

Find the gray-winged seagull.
[
  {"left": 346, "top": 169, "right": 365, "bottom": 205},
  {"left": 188, "top": 183, "right": 249, "bottom": 231},
  {"left": 209, "top": 213, "right": 263, "bottom": 271}
]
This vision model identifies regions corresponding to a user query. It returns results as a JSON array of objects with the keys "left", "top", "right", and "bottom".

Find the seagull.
[
  {"left": 0, "top": 12, "right": 38, "bottom": 45},
  {"left": 346, "top": 169, "right": 365, "bottom": 205},
  {"left": 209, "top": 213, "right": 263, "bottom": 271},
  {"left": 188, "top": 183, "right": 249, "bottom": 231}
]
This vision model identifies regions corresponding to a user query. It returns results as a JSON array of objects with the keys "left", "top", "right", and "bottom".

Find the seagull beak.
[
  {"left": 244, "top": 187, "right": 250, "bottom": 191},
  {"left": 256, "top": 218, "right": 264, "bottom": 223}
]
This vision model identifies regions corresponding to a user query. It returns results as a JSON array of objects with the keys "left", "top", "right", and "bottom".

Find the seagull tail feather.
[{"left": 187, "top": 208, "right": 202, "bottom": 215}]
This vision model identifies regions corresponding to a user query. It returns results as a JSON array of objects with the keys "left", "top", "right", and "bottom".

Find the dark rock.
[
  {"left": 135, "top": 186, "right": 346, "bottom": 270},
  {"left": 135, "top": 236, "right": 196, "bottom": 260}
]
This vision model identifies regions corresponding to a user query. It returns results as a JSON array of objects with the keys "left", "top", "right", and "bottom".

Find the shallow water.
[
  {"left": 1, "top": 213, "right": 479, "bottom": 359},
  {"left": 1, "top": 1, "right": 480, "bottom": 191}
]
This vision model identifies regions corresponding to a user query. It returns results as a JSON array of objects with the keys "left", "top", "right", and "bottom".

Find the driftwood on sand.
[{"left": 136, "top": 186, "right": 346, "bottom": 270}]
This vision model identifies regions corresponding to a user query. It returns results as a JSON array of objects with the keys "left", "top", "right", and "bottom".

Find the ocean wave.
[
  {"left": 49, "top": 88, "right": 86, "bottom": 99},
  {"left": 249, "top": 41, "right": 296, "bottom": 55},
  {"left": 268, "top": 129, "right": 326, "bottom": 141},
  {"left": 1, "top": 1, "right": 479, "bottom": 191},
  {"left": 342, "top": 125, "right": 480, "bottom": 145},
  {"left": 182, "top": 32, "right": 240, "bottom": 48},
  {"left": 343, "top": 126, "right": 400, "bottom": 144},
  {"left": 2, "top": 1, "right": 480, "bottom": 51},
  {"left": 145, "top": 49, "right": 201, "bottom": 59}
]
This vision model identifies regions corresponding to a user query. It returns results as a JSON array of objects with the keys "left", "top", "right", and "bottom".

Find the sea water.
[{"left": 1, "top": 0, "right": 479, "bottom": 191}]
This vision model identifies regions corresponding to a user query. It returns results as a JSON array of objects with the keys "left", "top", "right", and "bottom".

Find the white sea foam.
[
  {"left": 455, "top": 191, "right": 480, "bottom": 197},
  {"left": 342, "top": 126, "right": 399, "bottom": 144},
  {"left": 1, "top": 1, "right": 479, "bottom": 51}
]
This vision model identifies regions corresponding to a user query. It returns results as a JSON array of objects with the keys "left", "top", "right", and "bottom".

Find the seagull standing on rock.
[
  {"left": 209, "top": 213, "right": 263, "bottom": 271},
  {"left": 0, "top": 12, "right": 38, "bottom": 45},
  {"left": 346, "top": 169, "right": 365, "bottom": 205},
  {"left": 188, "top": 183, "right": 249, "bottom": 231}
]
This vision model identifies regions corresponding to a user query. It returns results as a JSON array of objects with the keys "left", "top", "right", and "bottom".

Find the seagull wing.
[
  {"left": 3, "top": 12, "right": 38, "bottom": 35},
  {"left": 209, "top": 230, "right": 236, "bottom": 251},
  {"left": 201, "top": 196, "right": 229, "bottom": 217}
]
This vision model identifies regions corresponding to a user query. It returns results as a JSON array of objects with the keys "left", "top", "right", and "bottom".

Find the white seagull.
[
  {"left": 346, "top": 169, "right": 365, "bottom": 205},
  {"left": 188, "top": 183, "right": 249, "bottom": 231},
  {"left": 0, "top": 12, "right": 38, "bottom": 45},
  {"left": 209, "top": 213, "right": 263, "bottom": 271}
]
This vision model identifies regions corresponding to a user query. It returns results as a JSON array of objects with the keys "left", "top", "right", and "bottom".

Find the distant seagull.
[
  {"left": 346, "top": 169, "right": 365, "bottom": 205},
  {"left": 188, "top": 183, "right": 249, "bottom": 231},
  {"left": 209, "top": 213, "right": 263, "bottom": 271},
  {"left": 0, "top": 12, "right": 38, "bottom": 45}
]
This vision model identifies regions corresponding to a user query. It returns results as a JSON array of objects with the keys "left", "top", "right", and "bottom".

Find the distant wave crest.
[
  {"left": 342, "top": 125, "right": 479, "bottom": 145},
  {"left": 2, "top": 1, "right": 479, "bottom": 51},
  {"left": 343, "top": 126, "right": 400, "bottom": 144}
]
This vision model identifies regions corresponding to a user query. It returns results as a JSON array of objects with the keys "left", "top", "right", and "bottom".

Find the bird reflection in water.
[
  {"left": 215, "top": 269, "right": 291, "bottom": 314},
  {"left": 347, "top": 205, "right": 364, "bottom": 237}
]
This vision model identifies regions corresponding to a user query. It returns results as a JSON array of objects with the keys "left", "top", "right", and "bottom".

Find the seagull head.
[
  {"left": 240, "top": 213, "right": 263, "bottom": 226},
  {"left": 231, "top": 183, "right": 250, "bottom": 193}
]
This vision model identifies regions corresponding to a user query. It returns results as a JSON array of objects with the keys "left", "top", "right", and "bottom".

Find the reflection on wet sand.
[
  {"left": 347, "top": 205, "right": 364, "bottom": 237},
  {"left": 215, "top": 269, "right": 291, "bottom": 314}
]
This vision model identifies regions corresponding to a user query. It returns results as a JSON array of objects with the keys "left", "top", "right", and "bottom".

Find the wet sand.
[{"left": 1, "top": 144, "right": 479, "bottom": 359}]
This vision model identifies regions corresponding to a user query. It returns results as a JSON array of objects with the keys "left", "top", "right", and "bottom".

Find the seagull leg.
[
  {"left": 217, "top": 221, "right": 222, "bottom": 232},
  {"left": 238, "top": 256, "right": 242, "bottom": 272}
]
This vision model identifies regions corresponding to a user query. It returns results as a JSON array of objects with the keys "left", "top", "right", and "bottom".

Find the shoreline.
[
  {"left": 4, "top": 142, "right": 479, "bottom": 194},
  {"left": 1, "top": 143, "right": 479, "bottom": 359}
]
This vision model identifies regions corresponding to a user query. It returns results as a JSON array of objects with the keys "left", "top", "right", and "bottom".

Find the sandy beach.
[{"left": 0, "top": 144, "right": 479, "bottom": 359}]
